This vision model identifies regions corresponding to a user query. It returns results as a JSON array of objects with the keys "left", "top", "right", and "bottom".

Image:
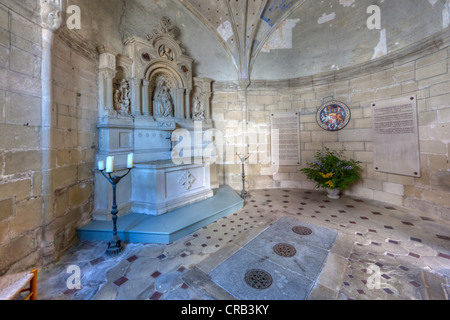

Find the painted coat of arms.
[{"left": 317, "top": 101, "right": 351, "bottom": 131}]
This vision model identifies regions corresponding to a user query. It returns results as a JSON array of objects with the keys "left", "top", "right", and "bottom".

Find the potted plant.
[{"left": 300, "top": 148, "right": 362, "bottom": 199}]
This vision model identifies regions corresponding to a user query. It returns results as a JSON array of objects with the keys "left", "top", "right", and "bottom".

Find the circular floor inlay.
[
  {"left": 244, "top": 269, "right": 273, "bottom": 290},
  {"left": 292, "top": 226, "right": 313, "bottom": 236},
  {"left": 273, "top": 243, "right": 297, "bottom": 257}
]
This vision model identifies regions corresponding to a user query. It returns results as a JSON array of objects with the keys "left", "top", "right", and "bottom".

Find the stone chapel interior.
[{"left": 0, "top": 0, "right": 449, "bottom": 296}]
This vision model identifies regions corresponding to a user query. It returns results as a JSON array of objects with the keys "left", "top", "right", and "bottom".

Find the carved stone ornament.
[
  {"left": 40, "top": 0, "right": 64, "bottom": 31},
  {"left": 160, "top": 16, "right": 174, "bottom": 33},
  {"left": 158, "top": 45, "right": 174, "bottom": 61},
  {"left": 157, "top": 121, "right": 176, "bottom": 131},
  {"left": 142, "top": 53, "right": 151, "bottom": 62},
  {"left": 178, "top": 171, "right": 196, "bottom": 191},
  {"left": 113, "top": 79, "right": 131, "bottom": 116},
  {"left": 147, "top": 16, "right": 176, "bottom": 42},
  {"left": 180, "top": 65, "right": 189, "bottom": 73}
]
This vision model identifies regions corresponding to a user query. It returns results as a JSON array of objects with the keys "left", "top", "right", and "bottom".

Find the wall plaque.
[
  {"left": 372, "top": 96, "right": 421, "bottom": 177},
  {"left": 317, "top": 100, "right": 351, "bottom": 131},
  {"left": 270, "top": 112, "right": 301, "bottom": 166}
]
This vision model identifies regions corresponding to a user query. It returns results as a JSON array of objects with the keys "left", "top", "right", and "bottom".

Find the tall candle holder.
[
  {"left": 237, "top": 152, "right": 250, "bottom": 199},
  {"left": 97, "top": 153, "right": 134, "bottom": 256}
]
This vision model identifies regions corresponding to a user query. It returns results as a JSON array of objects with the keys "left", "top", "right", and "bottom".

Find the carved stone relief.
[
  {"left": 147, "top": 16, "right": 177, "bottom": 42},
  {"left": 192, "top": 78, "right": 213, "bottom": 122},
  {"left": 192, "top": 92, "right": 205, "bottom": 122},
  {"left": 100, "top": 17, "right": 210, "bottom": 122},
  {"left": 113, "top": 79, "right": 131, "bottom": 116},
  {"left": 158, "top": 45, "right": 174, "bottom": 61}
]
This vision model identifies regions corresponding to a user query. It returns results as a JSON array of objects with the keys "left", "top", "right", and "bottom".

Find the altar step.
[{"left": 77, "top": 185, "right": 244, "bottom": 245}]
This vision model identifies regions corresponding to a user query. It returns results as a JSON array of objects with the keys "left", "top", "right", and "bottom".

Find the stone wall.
[
  {"left": 0, "top": 1, "right": 98, "bottom": 275},
  {"left": 212, "top": 29, "right": 450, "bottom": 221},
  {"left": 0, "top": 1, "right": 44, "bottom": 275},
  {"left": 49, "top": 30, "right": 98, "bottom": 260}
]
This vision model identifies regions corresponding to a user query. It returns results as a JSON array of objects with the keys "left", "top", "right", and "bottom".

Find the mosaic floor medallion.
[
  {"left": 292, "top": 226, "right": 313, "bottom": 236},
  {"left": 273, "top": 243, "right": 297, "bottom": 257},
  {"left": 244, "top": 269, "right": 273, "bottom": 290}
]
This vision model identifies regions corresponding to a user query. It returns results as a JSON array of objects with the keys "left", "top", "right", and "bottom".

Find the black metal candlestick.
[
  {"left": 237, "top": 153, "right": 250, "bottom": 199},
  {"left": 99, "top": 168, "right": 133, "bottom": 256}
]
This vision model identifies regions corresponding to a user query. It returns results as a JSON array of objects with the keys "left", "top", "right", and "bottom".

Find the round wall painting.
[{"left": 317, "top": 101, "right": 351, "bottom": 131}]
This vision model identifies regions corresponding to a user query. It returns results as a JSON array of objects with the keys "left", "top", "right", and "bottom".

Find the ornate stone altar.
[{"left": 94, "top": 17, "right": 214, "bottom": 220}]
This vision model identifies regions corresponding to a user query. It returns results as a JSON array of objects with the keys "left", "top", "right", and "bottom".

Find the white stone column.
[
  {"left": 98, "top": 48, "right": 117, "bottom": 121},
  {"left": 142, "top": 80, "right": 150, "bottom": 116},
  {"left": 131, "top": 78, "right": 142, "bottom": 116},
  {"left": 185, "top": 89, "right": 191, "bottom": 120},
  {"left": 175, "top": 88, "right": 184, "bottom": 119},
  {"left": 203, "top": 92, "right": 212, "bottom": 120},
  {"left": 105, "top": 77, "right": 114, "bottom": 109},
  {"left": 40, "top": 0, "right": 64, "bottom": 252},
  {"left": 41, "top": 28, "right": 54, "bottom": 166},
  {"left": 41, "top": 1, "right": 64, "bottom": 190}
]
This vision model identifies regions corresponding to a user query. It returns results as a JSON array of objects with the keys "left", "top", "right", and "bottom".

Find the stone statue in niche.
[
  {"left": 153, "top": 80, "right": 173, "bottom": 118},
  {"left": 113, "top": 79, "right": 131, "bottom": 116},
  {"left": 192, "top": 94, "right": 205, "bottom": 122}
]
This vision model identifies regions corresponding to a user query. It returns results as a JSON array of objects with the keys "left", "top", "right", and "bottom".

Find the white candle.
[
  {"left": 106, "top": 156, "right": 114, "bottom": 173},
  {"left": 127, "top": 153, "right": 134, "bottom": 169},
  {"left": 98, "top": 160, "right": 105, "bottom": 171}
]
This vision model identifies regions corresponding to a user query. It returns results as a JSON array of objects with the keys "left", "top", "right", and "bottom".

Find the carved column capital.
[
  {"left": 40, "top": 0, "right": 64, "bottom": 31},
  {"left": 99, "top": 69, "right": 117, "bottom": 80}
]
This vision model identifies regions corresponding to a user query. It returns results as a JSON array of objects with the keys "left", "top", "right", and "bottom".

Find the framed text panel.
[
  {"left": 371, "top": 96, "right": 421, "bottom": 177},
  {"left": 270, "top": 112, "right": 301, "bottom": 166}
]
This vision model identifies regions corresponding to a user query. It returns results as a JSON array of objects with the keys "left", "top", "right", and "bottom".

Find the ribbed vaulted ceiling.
[{"left": 179, "top": 0, "right": 306, "bottom": 80}]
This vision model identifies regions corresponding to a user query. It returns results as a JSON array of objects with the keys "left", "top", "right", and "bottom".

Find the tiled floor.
[{"left": 37, "top": 188, "right": 450, "bottom": 300}]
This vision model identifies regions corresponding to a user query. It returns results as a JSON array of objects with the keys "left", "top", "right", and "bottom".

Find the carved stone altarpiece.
[{"left": 95, "top": 17, "right": 213, "bottom": 219}]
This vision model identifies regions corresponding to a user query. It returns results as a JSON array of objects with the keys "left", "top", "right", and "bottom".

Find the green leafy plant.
[{"left": 300, "top": 148, "right": 362, "bottom": 191}]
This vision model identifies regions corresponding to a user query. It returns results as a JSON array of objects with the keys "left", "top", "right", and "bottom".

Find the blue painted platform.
[{"left": 77, "top": 186, "right": 244, "bottom": 244}]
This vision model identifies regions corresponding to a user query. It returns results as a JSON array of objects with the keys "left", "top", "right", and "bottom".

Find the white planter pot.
[{"left": 326, "top": 188, "right": 341, "bottom": 199}]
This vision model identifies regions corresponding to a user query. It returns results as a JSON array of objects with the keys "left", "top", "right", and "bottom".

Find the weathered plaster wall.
[
  {"left": 252, "top": 0, "right": 448, "bottom": 80},
  {"left": 122, "top": 0, "right": 237, "bottom": 80},
  {"left": 67, "top": 0, "right": 125, "bottom": 52},
  {"left": 71, "top": 0, "right": 237, "bottom": 81}
]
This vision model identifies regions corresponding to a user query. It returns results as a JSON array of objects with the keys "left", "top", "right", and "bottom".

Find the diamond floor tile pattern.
[{"left": 35, "top": 188, "right": 450, "bottom": 300}]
